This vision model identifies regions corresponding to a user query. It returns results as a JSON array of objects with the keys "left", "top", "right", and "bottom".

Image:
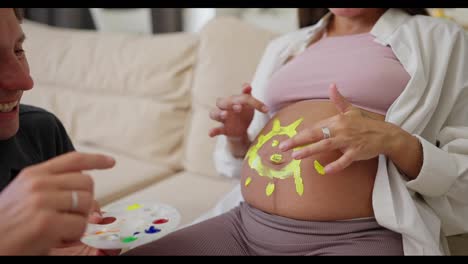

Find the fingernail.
[
  {"left": 105, "top": 156, "right": 115, "bottom": 164},
  {"left": 279, "top": 142, "right": 287, "bottom": 151},
  {"left": 324, "top": 166, "right": 332, "bottom": 174},
  {"left": 262, "top": 105, "right": 269, "bottom": 112},
  {"left": 233, "top": 105, "right": 242, "bottom": 112},
  {"left": 92, "top": 211, "right": 102, "bottom": 218},
  {"left": 291, "top": 151, "right": 301, "bottom": 159},
  {"left": 221, "top": 111, "right": 227, "bottom": 118}
]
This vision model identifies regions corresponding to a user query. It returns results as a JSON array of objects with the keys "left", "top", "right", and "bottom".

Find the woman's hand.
[
  {"left": 208, "top": 83, "right": 269, "bottom": 139},
  {"left": 209, "top": 83, "right": 269, "bottom": 158},
  {"left": 279, "top": 83, "right": 403, "bottom": 174}
]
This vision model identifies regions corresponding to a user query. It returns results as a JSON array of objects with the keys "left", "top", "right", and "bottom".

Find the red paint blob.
[
  {"left": 153, "top": 218, "right": 169, "bottom": 224},
  {"left": 98, "top": 217, "right": 116, "bottom": 225}
]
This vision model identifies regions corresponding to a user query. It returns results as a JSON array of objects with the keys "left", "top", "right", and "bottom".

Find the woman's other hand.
[
  {"left": 209, "top": 83, "right": 269, "bottom": 139},
  {"left": 209, "top": 83, "right": 269, "bottom": 158}
]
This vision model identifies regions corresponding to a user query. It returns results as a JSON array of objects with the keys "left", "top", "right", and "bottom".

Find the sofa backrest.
[
  {"left": 21, "top": 21, "right": 198, "bottom": 170},
  {"left": 20, "top": 17, "right": 277, "bottom": 177},
  {"left": 182, "top": 17, "right": 278, "bottom": 178}
]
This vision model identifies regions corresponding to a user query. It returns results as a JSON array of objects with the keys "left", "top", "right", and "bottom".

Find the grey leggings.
[{"left": 124, "top": 202, "right": 404, "bottom": 255}]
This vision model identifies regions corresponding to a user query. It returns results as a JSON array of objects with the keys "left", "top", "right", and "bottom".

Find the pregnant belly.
[{"left": 241, "top": 100, "right": 384, "bottom": 221}]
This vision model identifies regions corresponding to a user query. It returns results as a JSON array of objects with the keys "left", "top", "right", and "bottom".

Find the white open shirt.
[{"left": 196, "top": 9, "right": 468, "bottom": 255}]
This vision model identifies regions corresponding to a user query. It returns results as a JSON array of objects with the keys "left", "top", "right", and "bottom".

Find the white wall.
[
  {"left": 238, "top": 9, "right": 298, "bottom": 33},
  {"left": 182, "top": 8, "right": 298, "bottom": 34},
  {"left": 447, "top": 8, "right": 468, "bottom": 27},
  {"left": 89, "top": 8, "right": 153, "bottom": 34},
  {"left": 182, "top": 8, "right": 216, "bottom": 33}
]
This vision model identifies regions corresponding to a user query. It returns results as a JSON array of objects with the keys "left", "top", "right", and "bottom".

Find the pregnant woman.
[{"left": 125, "top": 8, "right": 468, "bottom": 255}]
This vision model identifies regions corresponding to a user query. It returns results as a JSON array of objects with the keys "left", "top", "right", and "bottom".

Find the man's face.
[{"left": 0, "top": 8, "right": 34, "bottom": 140}]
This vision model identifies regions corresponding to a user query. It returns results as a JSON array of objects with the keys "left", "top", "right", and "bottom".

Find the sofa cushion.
[
  {"left": 76, "top": 143, "right": 175, "bottom": 206},
  {"left": 183, "top": 17, "right": 277, "bottom": 178},
  {"left": 21, "top": 20, "right": 198, "bottom": 170},
  {"left": 447, "top": 234, "right": 468, "bottom": 255},
  {"left": 104, "top": 171, "right": 238, "bottom": 227}
]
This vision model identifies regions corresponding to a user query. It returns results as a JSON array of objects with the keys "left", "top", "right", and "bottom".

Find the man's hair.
[{"left": 13, "top": 8, "right": 24, "bottom": 21}]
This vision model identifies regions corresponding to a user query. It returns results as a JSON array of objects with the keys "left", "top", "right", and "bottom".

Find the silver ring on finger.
[
  {"left": 71, "top": 190, "right": 79, "bottom": 211},
  {"left": 321, "top": 127, "right": 331, "bottom": 139}
]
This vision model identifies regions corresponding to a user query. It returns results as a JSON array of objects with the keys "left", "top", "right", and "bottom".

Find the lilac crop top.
[{"left": 264, "top": 32, "right": 411, "bottom": 115}]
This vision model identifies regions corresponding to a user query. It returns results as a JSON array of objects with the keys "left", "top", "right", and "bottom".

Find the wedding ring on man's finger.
[{"left": 71, "top": 190, "right": 79, "bottom": 211}]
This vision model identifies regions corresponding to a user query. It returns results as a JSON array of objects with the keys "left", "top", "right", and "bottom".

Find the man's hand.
[
  {"left": 0, "top": 152, "right": 115, "bottom": 255},
  {"left": 49, "top": 200, "right": 121, "bottom": 256}
]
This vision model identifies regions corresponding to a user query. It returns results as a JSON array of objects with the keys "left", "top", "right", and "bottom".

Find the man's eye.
[{"left": 15, "top": 49, "right": 25, "bottom": 57}]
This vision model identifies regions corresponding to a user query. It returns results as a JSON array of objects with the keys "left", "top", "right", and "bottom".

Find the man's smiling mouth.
[{"left": 0, "top": 100, "right": 19, "bottom": 113}]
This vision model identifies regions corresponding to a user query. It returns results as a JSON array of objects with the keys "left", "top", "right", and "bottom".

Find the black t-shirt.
[{"left": 0, "top": 105, "right": 75, "bottom": 192}]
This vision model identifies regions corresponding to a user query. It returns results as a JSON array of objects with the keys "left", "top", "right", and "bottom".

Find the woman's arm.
[
  {"left": 213, "top": 38, "right": 281, "bottom": 178},
  {"left": 383, "top": 123, "right": 423, "bottom": 180},
  {"left": 403, "top": 28, "right": 468, "bottom": 235},
  {"left": 281, "top": 27, "right": 468, "bottom": 235},
  {"left": 227, "top": 134, "right": 252, "bottom": 159}
]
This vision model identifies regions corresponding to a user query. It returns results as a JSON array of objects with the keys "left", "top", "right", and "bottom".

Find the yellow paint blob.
[
  {"left": 272, "top": 140, "right": 279, "bottom": 147},
  {"left": 314, "top": 160, "right": 325, "bottom": 175},
  {"left": 126, "top": 203, "right": 142, "bottom": 211},
  {"left": 245, "top": 118, "right": 305, "bottom": 196},
  {"left": 270, "top": 154, "right": 283, "bottom": 164},
  {"left": 266, "top": 182, "right": 275, "bottom": 196},
  {"left": 245, "top": 177, "right": 252, "bottom": 186}
]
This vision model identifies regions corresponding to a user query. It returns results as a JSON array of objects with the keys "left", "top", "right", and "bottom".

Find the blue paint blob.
[{"left": 145, "top": 226, "right": 161, "bottom": 234}]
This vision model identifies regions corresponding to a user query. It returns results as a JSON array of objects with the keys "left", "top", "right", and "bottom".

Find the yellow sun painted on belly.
[{"left": 245, "top": 118, "right": 305, "bottom": 197}]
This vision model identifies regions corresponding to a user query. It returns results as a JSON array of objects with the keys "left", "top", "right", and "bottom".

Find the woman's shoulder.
[{"left": 404, "top": 15, "right": 465, "bottom": 37}]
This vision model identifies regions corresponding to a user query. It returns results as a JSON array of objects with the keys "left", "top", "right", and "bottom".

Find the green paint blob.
[{"left": 121, "top": 236, "right": 138, "bottom": 243}]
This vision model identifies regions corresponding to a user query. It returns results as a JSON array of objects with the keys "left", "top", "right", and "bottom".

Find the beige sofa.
[
  {"left": 21, "top": 17, "right": 276, "bottom": 225},
  {"left": 21, "top": 17, "right": 467, "bottom": 255}
]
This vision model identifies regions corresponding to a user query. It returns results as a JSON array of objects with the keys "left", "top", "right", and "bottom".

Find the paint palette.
[{"left": 81, "top": 201, "right": 181, "bottom": 250}]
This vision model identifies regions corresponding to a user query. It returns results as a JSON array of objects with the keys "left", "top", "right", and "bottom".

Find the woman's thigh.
[{"left": 311, "top": 228, "right": 404, "bottom": 256}]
